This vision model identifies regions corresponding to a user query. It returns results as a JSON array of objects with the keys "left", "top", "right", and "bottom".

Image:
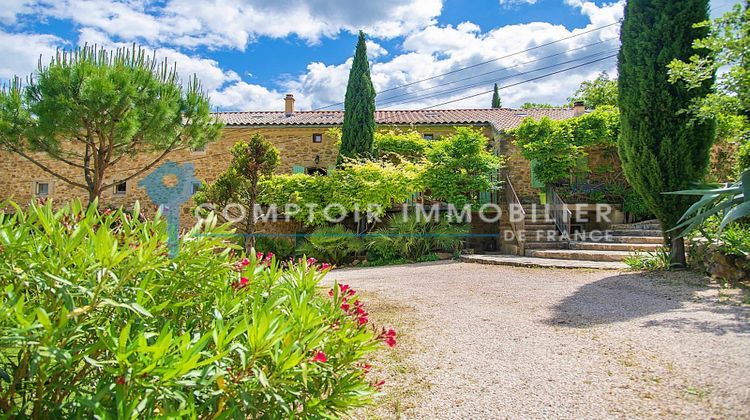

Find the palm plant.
[
  {"left": 299, "top": 225, "right": 363, "bottom": 265},
  {"left": 368, "top": 214, "right": 468, "bottom": 261},
  {"left": 667, "top": 168, "right": 749, "bottom": 237}
]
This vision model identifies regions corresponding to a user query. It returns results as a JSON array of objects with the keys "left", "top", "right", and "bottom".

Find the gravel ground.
[{"left": 325, "top": 261, "right": 750, "bottom": 419}]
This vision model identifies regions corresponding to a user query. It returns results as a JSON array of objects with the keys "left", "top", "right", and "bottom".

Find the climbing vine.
[{"left": 512, "top": 106, "right": 620, "bottom": 184}]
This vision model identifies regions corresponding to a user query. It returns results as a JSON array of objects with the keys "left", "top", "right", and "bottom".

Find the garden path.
[{"left": 326, "top": 262, "right": 750, "bottom": 419}]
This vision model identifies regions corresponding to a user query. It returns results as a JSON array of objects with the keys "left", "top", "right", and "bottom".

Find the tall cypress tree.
[
  {"left": 618, "top": 0, "right": 715, "bottom": 266},
  {"left": 340, "top": 31, "right": 376, "bottom": 161},
  {"left": 491, "top": 83, "right": 502, "bottom": 108}
]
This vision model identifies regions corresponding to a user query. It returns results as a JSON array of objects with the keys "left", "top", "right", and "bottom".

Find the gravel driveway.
[{"left": 326, "top": 261, "right": 750, "bottom": 419}]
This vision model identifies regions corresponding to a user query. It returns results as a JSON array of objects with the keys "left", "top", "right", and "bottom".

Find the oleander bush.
[{"left": 0, "top": 201, "right": 394, "bottom": 418}]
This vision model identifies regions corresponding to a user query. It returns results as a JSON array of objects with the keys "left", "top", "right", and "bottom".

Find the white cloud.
[
  {"left": 366, "top": 40, "right": 388, "bottom": 59},
  {"left": 0, "top": 30, "right": 64, "bottom": 80},
  {"left": 0, "top": 0, "right": 35, "bottom": 24},
  {"left": 499, "top": 0, "right": 538, "bottom": 7},
  {"left": 22, "top": 0, "right": 443, "bottom": 50}
]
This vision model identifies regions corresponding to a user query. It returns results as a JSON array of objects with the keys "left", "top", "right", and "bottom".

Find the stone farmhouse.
[{"left": 0, "top": 95, "right": 590, "bottom": 218}]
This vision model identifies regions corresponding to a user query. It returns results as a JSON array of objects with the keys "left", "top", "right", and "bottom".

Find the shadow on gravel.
[{"left": 544, "top": 273, "right": 750, "bottom": 335}]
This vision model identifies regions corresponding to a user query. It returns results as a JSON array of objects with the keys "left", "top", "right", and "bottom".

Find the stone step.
[
  {"left": 523, "top": 224, "right": 557, "bottom": 230},
  {"left": 611, "top": 221, "right": 661, "bottom": 230},
  {"left": 460, "top": 254, "right": 627, "bottom": 270},
  {"left": 570, "top": 242, "right": 662, "bottom": 252},
  {"left": 524, "top": 241, "right": 569, "bottom": 250},
  {"left": 577, "top": 234, "right": 664, "bottom": 244},
  {"left": 525, "top": 249, "right": 633, "bottom": 262},
  {"left": 611, "top": 229, "right": 663, "bottom": 237},
  {"left": 524, "top": 231, "right": 565, "bottom": 243}
]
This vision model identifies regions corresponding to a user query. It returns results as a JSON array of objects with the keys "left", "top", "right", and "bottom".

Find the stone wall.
[{"left": 495, "top": 133, "right": 539, "bottom": 202}]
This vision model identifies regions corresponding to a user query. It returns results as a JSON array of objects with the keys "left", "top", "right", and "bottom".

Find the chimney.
[
  {"left": 573, "top": 101, "right": 585, "bottom": 117},
  {"left": 284, "top": 94, "right": 295, "bottom": 116}
]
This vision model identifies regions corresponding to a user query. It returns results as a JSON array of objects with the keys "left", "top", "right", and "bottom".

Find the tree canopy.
[
  {"left": 339, "top": 31, "right": 376, "bottom": 161},
  {"left": 567, "top": 72, "right": 618, "bottom": 109},
  {"left": 0, "top": 45, "right": 222, "bottom": 203},
  {"left": 194, "top": 134, "right": 279, "bottom": 251},
  {"left": 618, "top": 0, "right": 716, "bottom": 265},
  {"left": 668, "top": 1, "right": 750, "bottom": 172},
  {"left": 492, "top": 83, "right": 502, "bottom": 108}
]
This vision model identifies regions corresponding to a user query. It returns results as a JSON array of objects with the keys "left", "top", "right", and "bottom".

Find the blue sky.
[{"left": 0, "top": 0, "right": 740, "bottom": 111}]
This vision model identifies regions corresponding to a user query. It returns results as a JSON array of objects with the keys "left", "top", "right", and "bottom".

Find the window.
[
  {"left": 114, "top": 181, "right": 127, "bottom": 195},
  {"left": 192, "top": 181, "right": 202, "bottom": 194},
  {"left": 312, "top": 133, "right": 323, "bottom": 143},
  {"left": 305, "top": 167, "right": 327, "bottom": 176},
  {"left": 423, "top": 134, "right": 434, "bottom": 140},
  {"left": 35, "top": 182, "right": 49, "bottom": 196}
]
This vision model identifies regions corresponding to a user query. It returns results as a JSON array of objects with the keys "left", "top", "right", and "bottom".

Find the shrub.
[
  {"left": 0, "top": 201, "right": 393, "bottom": 417},
  {"left": 367, "top": 214, "right": 468, "bottom": 261},
  {"left": 373, "top": 130, "right": 429, "bottom": 162},
  {"left": 260, "top": 161, "right": 422, "bottom": 226},
  {"left": 421, "top": 127, "right": 503, "bottom": 207},
  {"left": 624, "top": 248, "right": 674, "bottom": 271},
  {"left": 299, "top": 225, "right": 364, "bottom": 265},
  {"left": 253, "top": 234, "right": 297, "bottom": 260}
]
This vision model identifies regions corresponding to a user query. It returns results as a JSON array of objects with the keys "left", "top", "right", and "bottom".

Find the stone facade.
[{"left": 0, "top": 123, "right": 524, "bottom": 227}]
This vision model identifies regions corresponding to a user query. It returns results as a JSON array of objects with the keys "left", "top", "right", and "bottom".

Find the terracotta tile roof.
[{"left": 215, "top": 108, "right": 576, "bottom": 131}]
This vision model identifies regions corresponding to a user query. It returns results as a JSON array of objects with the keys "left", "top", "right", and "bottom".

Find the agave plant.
[{"left": 666, "top": 168, "right": 749, "bottom": 237}]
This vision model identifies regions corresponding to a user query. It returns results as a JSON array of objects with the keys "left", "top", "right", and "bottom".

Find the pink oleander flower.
[
  {"left": 320, "top": 263, "right": 332, "bottom": 271},
  {"left": 240, "top": 258, "right": 250, "bottom": 267},
  {"left": 311, "top": 351, "right": 328, "bottom": 363},
  {"left": 256, "top": 252, "right": 264, "bottom": 260},
  {"left": 362, "top": 363, "right": 372, "bottom": 373},
  {"left": 384, "top": 336, "right": 397, "bottom": 348},
  {"left": 357, "top": 316, "right": 368, "bottom": 326},
  {"left": 373, "top": 379, "right": 385, "bottom": 389},
  {"left": 232, "top": 277, "right": 249, "bottom": 290},
  {"left": 341, "top": 302, "right": 350, "bottom": 312},
  {"left": 306, "top": 257, "right": 317, "bottom": 266}
]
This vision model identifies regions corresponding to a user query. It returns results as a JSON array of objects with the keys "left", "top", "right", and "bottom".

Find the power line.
[
  {"left": 312, "top": 19, "right": 622, "bottom": 111},
  {"left": 377, "top": 48, "right": 619, "bottom": 109},
  {"left": 375, "top": 37, "right": 618, "bottom": 106},
  {"left": 423, "top": 54, "right": 617, "bottom": 110}
]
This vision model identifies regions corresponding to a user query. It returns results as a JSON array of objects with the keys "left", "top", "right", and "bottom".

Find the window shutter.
[
  {"left": 292, "top": 165, "right": 305, "bottom": 174},
  {"left": 479, "top": 190, "right": 490, "bottom": 204},
  {"left": 530, "top": 160, "right": 544, "bottom": 188}
]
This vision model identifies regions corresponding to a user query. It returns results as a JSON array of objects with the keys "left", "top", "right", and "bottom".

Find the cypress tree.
[
  {"left": 491, "top": 83, "right": 502, "bottom": 108},
  {"left": 618, "top": 0, "right": 715, "bottom": 266},
  {"left": 340, "top": 31, "right": 376, "bottom": 161}
]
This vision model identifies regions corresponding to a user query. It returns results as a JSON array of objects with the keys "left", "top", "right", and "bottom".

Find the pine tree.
[
  {"left": 618, "top": 0, "right": 715, "bottom": 266},
  {"left": 340, "top": 31, "right": 376, "bottom": 161},
  {"left": 491, "top": 83, "right": 502, "bottom": 108}
]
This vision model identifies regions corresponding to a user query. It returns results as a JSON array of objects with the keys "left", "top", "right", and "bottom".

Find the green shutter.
[
  {"left": 479, "top": 190, "right": 490, "bottom": 205},
  {"left": 530, "top": 160, "right": 544, "bottom": 188},
  {"left": 292, "top": 165, "right": 305, "bottom": 174}
]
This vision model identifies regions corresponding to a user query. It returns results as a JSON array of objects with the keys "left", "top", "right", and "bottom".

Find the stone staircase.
[
  {"left": 477, "top": 205, "right": 665, "bottom": 269},
  {"left": 525, "top": 219, "right": 664, "bottom": 264}
]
